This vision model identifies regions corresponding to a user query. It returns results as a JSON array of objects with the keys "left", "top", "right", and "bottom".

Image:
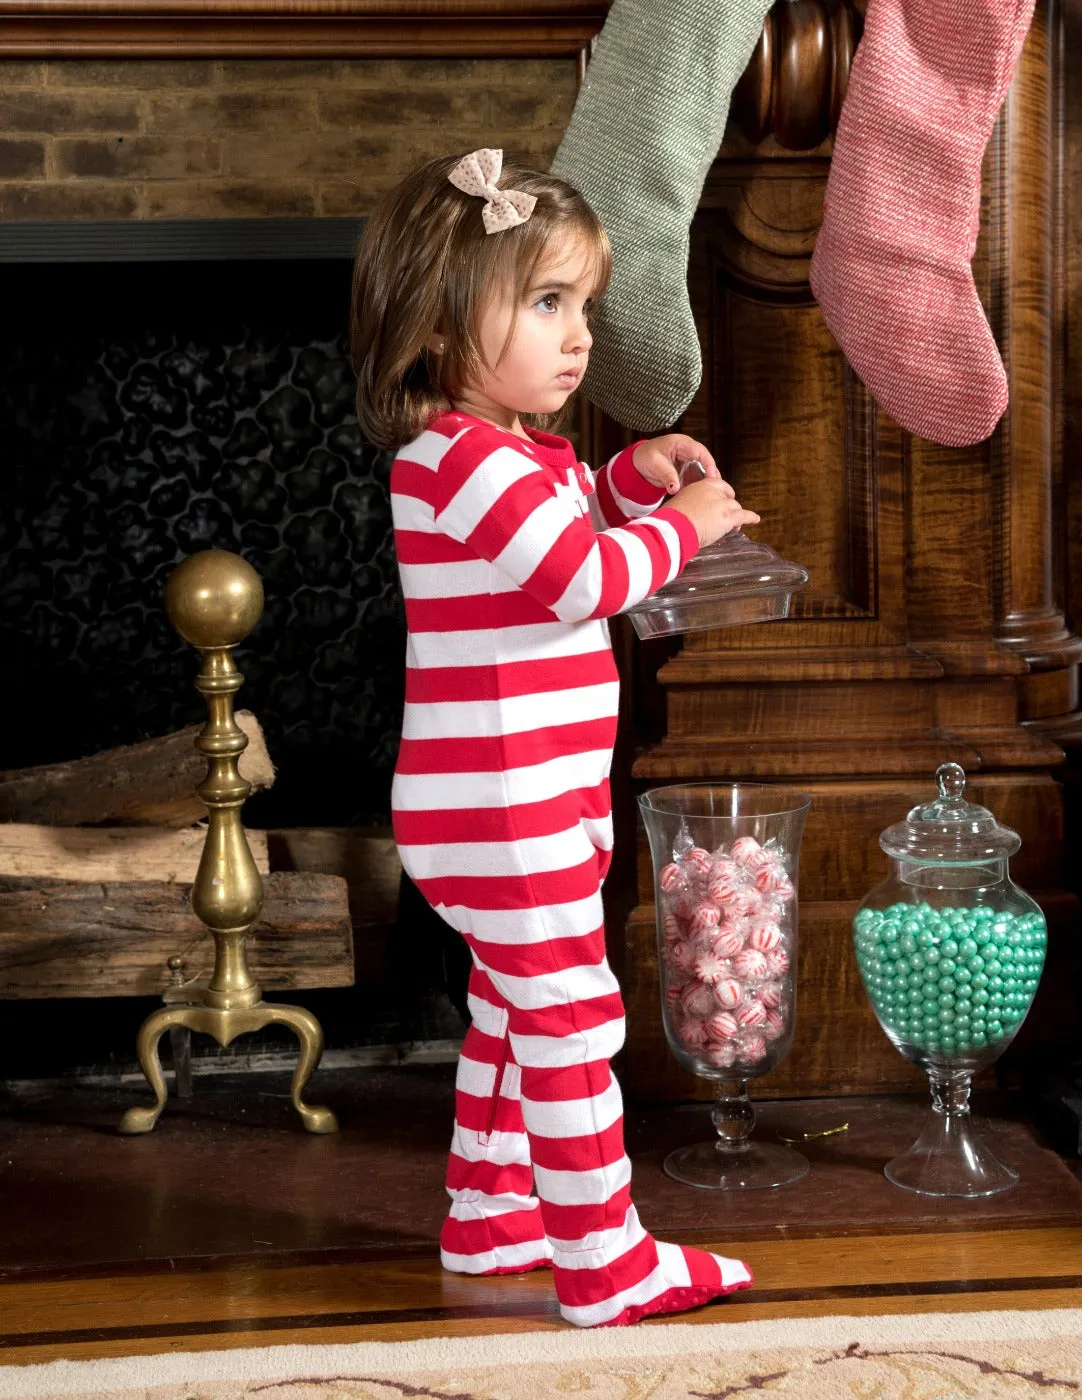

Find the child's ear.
[{"left": 426, "top": 332, "right": 446, "bottom": 355}]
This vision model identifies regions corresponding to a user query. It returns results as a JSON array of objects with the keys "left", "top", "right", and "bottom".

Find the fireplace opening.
[{"left": 0, "top": 221, "right": 467, "bottom": 1082}]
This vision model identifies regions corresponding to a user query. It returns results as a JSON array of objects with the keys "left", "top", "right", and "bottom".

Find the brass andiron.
[{"left": 119, "top": 550, "right": 338, "bottom": 1136}]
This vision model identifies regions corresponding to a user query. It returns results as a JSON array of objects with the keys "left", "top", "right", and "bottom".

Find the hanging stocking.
[
  {"left": 550, "top": 0, "right": 773, "bottom": 432},
  {"left": 809, "top": 0, "right": 1036, "bottom": 446}
]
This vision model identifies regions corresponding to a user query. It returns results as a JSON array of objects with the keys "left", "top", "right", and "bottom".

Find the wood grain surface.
[
  {"left": 0, "top": 711, "right": 274, "bottom": 828},
  {"left": 0, "top": 823, "right": 270, "bottom": 883},
  {"left": 0, "top": 870, "right": 353, "bottom": 996},
  {"left": 615, "top": 0, "right": 1082, "bottom": 1101},
  {"left": 0, "top": 1225, "right": 1078, "bottom": 1362},
  {"left": 0, "top": 1, "right": 611, "bottom": 58}
]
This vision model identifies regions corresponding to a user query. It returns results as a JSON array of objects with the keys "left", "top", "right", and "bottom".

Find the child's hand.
[
  {"left": 667, "top": 479, "right": 761, "bottom": 550},
  {"left": 632, "top": 434, "right": 723, "bottom": 495}
]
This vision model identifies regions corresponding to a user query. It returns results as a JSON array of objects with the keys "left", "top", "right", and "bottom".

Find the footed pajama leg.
[
  {"left": 466, "top": 913, "right": 753, "bottom": 1328},
  {"left": 440, "top": 964, "right": 553, "bottom": 1274}
]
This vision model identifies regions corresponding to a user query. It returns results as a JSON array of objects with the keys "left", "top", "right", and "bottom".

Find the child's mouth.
[{"left": 556, "top": 369, "right": 582, "bottom": 388}]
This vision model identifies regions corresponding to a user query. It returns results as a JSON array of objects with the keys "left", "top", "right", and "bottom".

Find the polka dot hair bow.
[{"left": 447, "top": 148, "right": 537, "bottom": 235}]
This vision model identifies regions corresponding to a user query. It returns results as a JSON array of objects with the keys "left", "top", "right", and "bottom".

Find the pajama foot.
[
  {"left": 440, "top": 1245, "right": 554, "bottom": 1276},
  {"left": 440, "top": 1206, "right": 554, "bottom": 1276},
  {"left": 443, "top": 1255, "right": 553, "bottom": 1276},
  {"left": 557, "top": 1239, "right": 752, "bottom": 1328}
]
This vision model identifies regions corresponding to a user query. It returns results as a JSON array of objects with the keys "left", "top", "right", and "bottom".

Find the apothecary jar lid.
[{"left": 879, "top": 763, "right": 1021, "bottom": 864}]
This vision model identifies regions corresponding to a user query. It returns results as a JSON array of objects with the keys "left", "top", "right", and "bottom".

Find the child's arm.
[
  {"left": 588, "top": 443, "right": 666, "bottom": 531},
  {"left": 431, "top": 427, "right": 700, "bottom": 623}
]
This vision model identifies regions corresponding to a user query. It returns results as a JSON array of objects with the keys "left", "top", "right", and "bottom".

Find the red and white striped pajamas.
[{"left": 390, "top": 410, "right": 752, "bottom": 1327}]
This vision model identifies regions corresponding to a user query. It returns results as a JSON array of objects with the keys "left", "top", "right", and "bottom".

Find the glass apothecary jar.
[
  {"left": 853, "top": 762, "right": 1047, "bottom": 1197},
  {"left": 639, "top": 782, "right": 812, "bottom": 1190}
]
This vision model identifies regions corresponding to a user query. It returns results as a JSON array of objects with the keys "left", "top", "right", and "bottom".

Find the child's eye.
[{"left": 536, "top": 293, "right": 559, "bottom": 313}]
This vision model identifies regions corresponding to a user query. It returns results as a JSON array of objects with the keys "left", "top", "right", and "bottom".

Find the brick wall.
[{"left": 0, "top": 58, "right": 578, "bottom": 220}]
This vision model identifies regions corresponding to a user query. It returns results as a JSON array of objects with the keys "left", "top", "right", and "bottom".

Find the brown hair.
[{"left": 350, "top": 152, "right": 611, "bottom": 452}]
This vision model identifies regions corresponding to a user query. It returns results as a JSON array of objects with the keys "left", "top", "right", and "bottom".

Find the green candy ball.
[{"left": 855, "top": 900, "right": 1045, "bottom": 1062}]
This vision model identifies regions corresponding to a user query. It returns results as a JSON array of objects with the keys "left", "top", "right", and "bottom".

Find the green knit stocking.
[{"left": 551, "top": 0, "right": 772, "bottom": 431}]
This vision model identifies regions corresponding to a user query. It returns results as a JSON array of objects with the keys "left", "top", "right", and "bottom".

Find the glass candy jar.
[
  {"left": 639, "top": 783, "right": 812, "bottom": 1190},
  {"left": 853, "top": 762, "right": 1047, "bottom": 1197}
]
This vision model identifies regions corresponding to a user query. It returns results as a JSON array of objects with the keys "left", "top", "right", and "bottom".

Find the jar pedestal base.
[
  {"left": 884, "top": 1107, "right": 1018, "bottom": 1198},
  {"left": 664, "top": 1139, "right": 809, "bottom": 1191}
]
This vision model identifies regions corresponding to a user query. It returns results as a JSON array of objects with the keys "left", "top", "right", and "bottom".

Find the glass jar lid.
[
  {"left": 623, "top": 460, "right": 809, "bottom": 638},
  {"left": 879, "top": 762, "right": 1021, "bottom": 864}
]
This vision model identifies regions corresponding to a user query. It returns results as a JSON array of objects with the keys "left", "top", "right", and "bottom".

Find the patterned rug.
[{"left": 3, "top": 1308, "right": 1082, "bottom": 1399}]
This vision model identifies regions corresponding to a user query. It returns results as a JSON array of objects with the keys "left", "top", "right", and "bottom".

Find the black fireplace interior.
[{"left": 0, "top": 222, "right": 466, "bottom": 1078}]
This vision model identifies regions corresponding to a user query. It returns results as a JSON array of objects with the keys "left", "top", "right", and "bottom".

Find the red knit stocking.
[{"left": 809, "top": 0, "right": 1036, "bottom": 446}]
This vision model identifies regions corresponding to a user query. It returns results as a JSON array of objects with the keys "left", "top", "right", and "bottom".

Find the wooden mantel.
[
  {"left": 0, "top": 0, "right": 610, "bottom": 57},
  {"left": 601, "top": 0, "right": 1082, "bottom": 1103}
]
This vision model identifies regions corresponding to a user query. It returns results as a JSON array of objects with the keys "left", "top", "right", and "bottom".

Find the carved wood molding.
[
  {"left": 730, "top": 0, "right": 862, "bottom": 151},
  {"left": 0, "top": 0, "right": 859, "bottom": 122},
  {"left": 990, "top": 1, "right": 1082, "bottom": 676},
  {"left": 0, "top": 0, "right": 609, "bottom": 57}
]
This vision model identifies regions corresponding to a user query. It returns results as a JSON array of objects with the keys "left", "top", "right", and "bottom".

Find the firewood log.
[
  {"left": 0, "top": 823, "right": 269, "bottom": 882},
  {"left": 0, "top": 712, "right": 275, "bottom": 828},
  {"left": 0, "top": 871, "right": 352, "bottom": 998}
]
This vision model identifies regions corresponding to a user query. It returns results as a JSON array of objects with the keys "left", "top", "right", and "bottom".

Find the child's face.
[{"left": 464, "top": 233, "right": 597, "bottom": 428}]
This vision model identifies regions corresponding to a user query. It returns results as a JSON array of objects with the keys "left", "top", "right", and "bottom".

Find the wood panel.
[
  {"left": 619, "top": 0, "right": 1082, "bottom": 1101},
  {"left": 0, "top": 0, "right": 609, "bottom": 57},
  {"left": 1066, "top": 0, "right": 1082, "bottom": 650}
]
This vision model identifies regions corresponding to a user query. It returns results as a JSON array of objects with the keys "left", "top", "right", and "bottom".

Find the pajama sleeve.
[
  {"left": 432, "top": 427, "right": 700, "bottom": 623},
  {"left": 587, "top": 442, "right": 670, "bottom": 529}
]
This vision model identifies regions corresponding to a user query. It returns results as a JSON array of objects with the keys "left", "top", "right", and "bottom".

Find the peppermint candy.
[
  {"left": 681, "top": 981, "right": 717, "bottom": 1019},
  {"left": 711, "top": 926, "right": 746, "bottom": 959},
  {"left": 692, "top": 950, "right": 729, "bottom": 986},
  {"left": 661, "top": 910, "right": 682, "bottom": 941},
  {"left": 763, "top": 1009, "right": 787, "bottom": 1041},
  {"left": 686, "top": 846, "right": 714, "bottom": 880},
  {"left": 732, "top": 947, "right": 769, "bottom": 982},
  {"left": 748, "top": 847, "right": 777, "bottom": 874},
  {"left": 664, "top": 983, "right": 688, "bottom": 1015},
  {"left": 671, "top": 888, "right": 697, "bottom": 920},
  {"left": 666, "top": 939, "right": 696, "bottom": 974},
  {"left": 730, "top": 835, "right": 763, "bottom": 866},
  {"left": 706, "top": 1041, "right": 738, "bottom": 1069},
  {"left": 712, "top": 977, "right": 744, "bottom": 1010},
  {"left": 747, "top": 918, "right": 783, "bottom": 953},
  {"left": 737, "top": 1033, "right": 768, "bottom": 1063},
  {"left": 705, "top": 1011, "right": 739, "bottom": 1041},
  {"left": 736, "top": 998, "right": 766, "bottom": 1030},
  {"left": 729, "top": 886, "right": 763, "bottom": 917},
  {"left": 766, "top": 947, "right": 791, "bottom": 977},
  {"left": 758, "top": 980, "right": 785, "bottom": 1011},
  {"left": 679, "top": 1017, "right": 710, "bottom": 1049},
  {"left": 753, "top": 865, "right": 786, "bottom": 895},
  {"left": 707, "top": 865, "right": 742, "bottom": 905},
  {"left": 659, "top": 862, "right": 685, "bottom": 892},
  {"left": 690, "top": 902, "right": 722, "bottom": 935}
]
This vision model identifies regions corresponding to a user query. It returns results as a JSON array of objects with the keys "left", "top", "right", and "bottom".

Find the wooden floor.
[
  {"left": 1, "top": 1068, "right": 1080, "bottom": 1365},
  {"left": 2, "top": 1223, "right": 1082, "bottom": 1364}
]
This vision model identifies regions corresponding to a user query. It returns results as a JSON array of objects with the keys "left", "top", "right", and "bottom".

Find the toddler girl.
[{"left": 352, "top": 147, "right": 759, "bottom": 1328}]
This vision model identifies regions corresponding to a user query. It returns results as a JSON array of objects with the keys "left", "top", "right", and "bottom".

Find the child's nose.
[{"left": 566, "top": 318, "right": 592, "bottom": 353}]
